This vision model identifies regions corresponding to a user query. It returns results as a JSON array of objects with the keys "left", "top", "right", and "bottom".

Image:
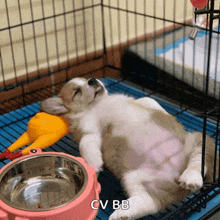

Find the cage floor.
[{"left": 0, "top": 78, "right": 219, "bottom": 220}]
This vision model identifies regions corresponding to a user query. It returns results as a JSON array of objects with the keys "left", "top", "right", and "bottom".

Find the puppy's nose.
[{"left": 88, "top": 78, "right": 98, "bottom": 86}]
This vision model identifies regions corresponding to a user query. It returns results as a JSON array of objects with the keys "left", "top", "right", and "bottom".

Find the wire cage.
[{"left": 0, "top": 0, "right": 220, "bottom": 219}]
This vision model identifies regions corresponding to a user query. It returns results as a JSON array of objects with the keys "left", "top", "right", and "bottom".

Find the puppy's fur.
[{"left": 40, "top": 77, "right": 218, "bottom": 220}]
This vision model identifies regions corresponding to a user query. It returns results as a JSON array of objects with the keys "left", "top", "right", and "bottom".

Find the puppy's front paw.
[
  {"left": 83, "top": 156, "right": 103, "bottom": 174},
  {"left": 179, "top": 169, "right": 203, "bottom": 192}
]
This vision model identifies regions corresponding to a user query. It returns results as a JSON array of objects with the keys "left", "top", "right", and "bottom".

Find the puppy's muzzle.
[
  {"left": 88, "top": 78, "right": 105, "bottom": 98},
  {"left": 88, "top": 78, "right": 98, "bottom": 87}
]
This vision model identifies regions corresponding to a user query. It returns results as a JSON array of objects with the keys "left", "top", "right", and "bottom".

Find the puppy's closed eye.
[
  {"left": 72, "top": 88, "right": 81, "bottom": 100},
  {"left": 74, "top": 88, "right": 81, "bottom": 95}
]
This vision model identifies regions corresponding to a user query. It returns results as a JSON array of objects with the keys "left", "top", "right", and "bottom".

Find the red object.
[
  {"left": 0, "top": 149, "right": 22, "bottom": 160},
  {"left": 6, "top": 151, "right": 22, "bottom": 160},
  {"left": 190, "top": 0, "right": 209, "bottom": 8},
  {"left": 0, "top": 149, "right": 11, "bottom": 159}
]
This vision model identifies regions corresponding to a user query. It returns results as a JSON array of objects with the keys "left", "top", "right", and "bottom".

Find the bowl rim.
[{"left": 0, "top": 153, "right": 89, "bottom": 211}]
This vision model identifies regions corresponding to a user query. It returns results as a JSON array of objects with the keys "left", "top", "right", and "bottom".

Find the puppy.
[{"left": 40, "top": 77, "right": 218, "bottom": 220}]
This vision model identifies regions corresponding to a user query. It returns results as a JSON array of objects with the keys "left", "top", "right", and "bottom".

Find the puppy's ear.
[{"left": 40, "top": 97, "right": 68, "bottom": 115}]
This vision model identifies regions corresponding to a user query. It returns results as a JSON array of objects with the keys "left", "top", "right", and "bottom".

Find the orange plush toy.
[{"left": 0, "top": 112, "right": 69, "bottom": 160}]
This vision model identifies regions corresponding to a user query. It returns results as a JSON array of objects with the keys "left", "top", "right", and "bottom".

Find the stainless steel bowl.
[{"left": 0, "top": 154, "right": 88, "bottom": 211}]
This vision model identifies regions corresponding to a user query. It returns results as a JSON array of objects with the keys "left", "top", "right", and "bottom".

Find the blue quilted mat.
[{"left": 0, "top": 78, "right": 219, "bottom": 220}]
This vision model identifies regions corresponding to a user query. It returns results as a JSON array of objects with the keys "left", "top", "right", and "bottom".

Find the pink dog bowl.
[{"left": 0, "top": 149, "right": 101, "bottom": 220}]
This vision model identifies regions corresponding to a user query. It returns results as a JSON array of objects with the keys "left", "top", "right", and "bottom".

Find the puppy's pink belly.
[
  {"left": 127, "top": 135, "right": 185, "bottom": 180},
  {"left": 145, "top": 143, "right": 185, "bottom": 180}
]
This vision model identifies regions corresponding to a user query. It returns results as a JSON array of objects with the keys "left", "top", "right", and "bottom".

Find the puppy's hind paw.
[
  {"left": 109, "top": 194, "right": 156, "bottom": 220},
  {"left": 178, "top": 169, "right": 203, "bottom": 192},
  {"left": 109, "top": 209, "right": 132, "bottom": 220}
]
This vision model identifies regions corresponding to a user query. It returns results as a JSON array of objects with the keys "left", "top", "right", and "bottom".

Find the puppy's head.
[{"left": 40, "top": 77, "right": 108, "bottom": 115}]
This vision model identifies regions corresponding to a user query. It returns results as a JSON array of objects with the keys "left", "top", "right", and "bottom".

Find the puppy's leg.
[
  {"left": 179, "top": 132, "right": 214, "bottom": 192},
  {"left": 79, "top": 133, "right": 103, "bottom": 174},
  {"left": 109, "top": 170, "right": 160, "bottom": 220}
]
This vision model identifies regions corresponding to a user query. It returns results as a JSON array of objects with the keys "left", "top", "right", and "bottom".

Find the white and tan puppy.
[{"left": 40, "top": 77, "right": 217, "bottom": 220}]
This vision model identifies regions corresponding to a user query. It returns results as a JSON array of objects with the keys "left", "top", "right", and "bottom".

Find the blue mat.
[{"left": 0, "top": 78, "right": 219, "bottom": 220}]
